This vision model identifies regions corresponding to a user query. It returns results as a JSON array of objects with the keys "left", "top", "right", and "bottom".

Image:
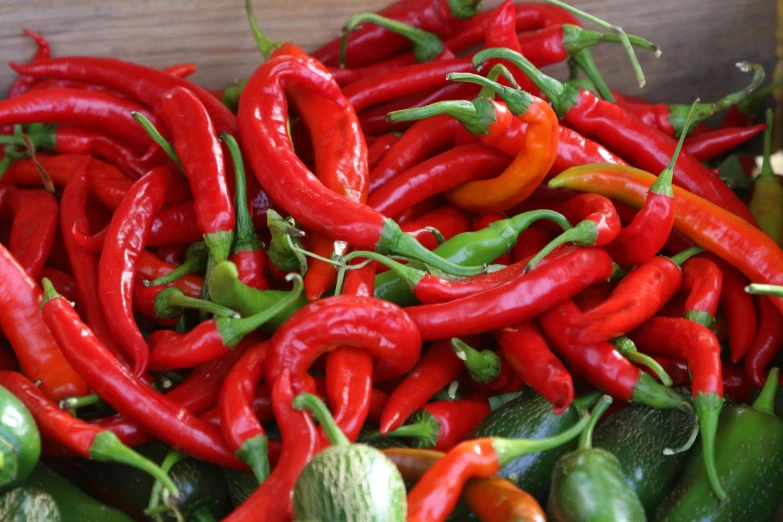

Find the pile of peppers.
[{"left": 0, "top": 0, "right": 782, "bottom": 521}]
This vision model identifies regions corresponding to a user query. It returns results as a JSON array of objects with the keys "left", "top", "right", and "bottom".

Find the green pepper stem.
[
  {"left": 478, "top": 64, "right": 521, "bottom": 98},
  {"left": 693, "top": 392, "right": 727, "bottom": 500},
  {"left": 492, "top": 410, "right": 591, "bottom": 468},
  {"left": 670, "top": 63, "right": 765, "bottom": 136},
  {"left": 217, "top": 274, "right": 303, "bottom": 347},
  {"left": 387, "top": 99, "right": 496, "bottom": 136},
  {"left": 542, "top": 0, "right": 652, "bottom": 87},
  {"left": 90, "top": 431, "right": 179, "bottom": 499},
  {"left": 235, "top": 435, "right": 270, "bottom": 485},
  {"left": 445, "top": 73, "right": 533, "bottom": 115},
  {"left": 340, "top": 250, "right": 425, "bottom": 291},
  {"left": 448, "top": 0, "right": 482, "bottom": 20},
  {"left": 669, "top": 247, "right": 705, "bottom": 267},
  {"left": 245, "top": 0, "right": 281, "bottom": 60},
  {"left": 154, "top": 287, "right": 240, "bottom": 320},
  {"left": 684, "top": 309, "right": 715, "bottom": 328},
  {"left": 631, "top": 372, "right": 693, "bottom": 414},
  {"left": 572, "top": 390, "right": 603, "bottom": 415},
  {"left": 145, "top": 243, "right": 208, "bottom": 287},
  {"left": 267, "top": 209, "right": 305, "bottom": 272},
  {"left": 451, "top": 338, "right": 501, "bottom": 384},
  {"left": 292, "top": 393, "right": 350, "bottom": 447},
  {"left": 382, "top": 410, "right": 440, "bottom": 448},
  {"left": 39, "top": 278, "right": 62, "bottom": 308},
  {"left": 525, "top": 220, "right": 598, "bottom": 273},
  {"left": 131, "top": 112, "right": 181, "bottom": 168},
  {"left": 651, "top": 98, "right": 698, "bottom": 195},
  {"left": 221, "top": 133, "right": 264, "bottom": 254},
  {"left": 569, "top": 49, "right": 615, "bottom": 103},
  {"left": 752, "top": 367, "right": 780, "bottom": 414},
  {"left": 146, "top": 449, "right": 186, "bottom": 517},
  {"left": 221, "top": 79, "right": 248, "bottom": 113},
  {"left": 738, "top": 77, "right": 783, "bottom": 115},
  {"left": 611, "top": 337, "right": 673, "bottom": 386},
  {"left": 578, "top": 395, "right": 613, "bottom": 450},
  {"left": 746, "top": 283, "right": 783, "bottom": 297},
  {"left": 561, "top": 24, "right": 660, "bottom": 57},
  {"left": 759, "top": 109, "right": 776, "bottom": 179},
  {"left": 203, "top": 230, "right": 236, "bottom": 313},
  {"left": 59, "top": 393, "right": 100, "bottom": 410},
  {"left": 341, "top": 13, "right": 443, "bottom": 66}
]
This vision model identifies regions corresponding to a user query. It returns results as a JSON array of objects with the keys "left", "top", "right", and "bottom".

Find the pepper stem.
[
  {"left": 59, "top": 393, "right": 100, "bottom": 410},
  {"left": 292, "top": 393, "right": 350, "bottom": 447},
  {"left": 670, "top": 63, "right": 765, "bottom": 136},
  {"left": 89, "top": 431, "right": 179, "bottom": 499},
  {"left": 650, "top": 100, "right": 700, "bottom": 196},
  {"left": 340, "top": 13, "right": 443, "bottom": 66},
  {"left": 381, "top": 410, "right": 441, "bottom": 448},
  {"left": 478, "top": 64, "right": 521, "bottom": 98},
  {"left": 693, "top": 392, "right": 726, "bottom": 500},
  {"left": 153, "top": 287, "right": 240, "bottom": 320},
  {"left": 572, "top": 390, "right": 604, "bottom": 415},
  {"left": 525, "top": 221, "right": 598, "bottom": 273},
  {"left": 668, "top": 246, "right": 705, "bottom": 267},
  {"left": 611, "top": 337, "right": 673, "bottom": 386},
  {"left": 746, "top": 283, "right": 783, "bottom": 297},
  {"left": 221, "top": 79, "right": 248, "bottom": 113},
  {"left": 445, "top": 73, "right": 533, "bottom": 115},
  {"left": 245, "top": 0, "right": 281, "bottom": 60},
  {"left": 387, "top": 99, "right": 497, "bottom": 135},
  {"left": 561, "top": 24, "right": 660, "bottom": 57},
  {"left": 221, "top": 133, "right": 263, "bottom": 254},
  {"left": 451, "top": 338, "right": 501, "bottom": 384},
  {"left": 39, "top": 278, "right": 62, "bottom": 308},
  {"left": 131, "top": 112, "right": 181, "bottom": 168},
  {"left": 631, "top": 372, "right": 693, "bottom": 414},
  {"left": 339, "top": 250, "right": 425, "bottom": 293},
  {"left": 146, "top": 449, "right": 186, "bottom": 518},
  {"left": 578, "top": 395, "right": 613, "bottom": 450},
  {"left": 145, "top": 243, "right": 208, "bottom": 287},
  {"left": 267, "top": 209, "right": 306, "bottom": 272},
  {"left": 542, "top": 0, "right": 651, "bottom": 87},
  {"left": 684, "top": 309, "right": 715, "bottom": 328},
  {"left": 738, "top": 77, "right": 783, "bottom": 115},
  {"left": 752, "top": 367, "right": 780, "bottom": 414},
  {"left": 448, "top": 0, "right": 482, "bottom": 20},
  {"left": 217, "top": 273, "right": 303, "bottom": 347},
  {"left": 235, "top": 435, "right": 270, "bottom": 485},
  {"left": 492, "top": 409, "right": 591, "bottom": 468}
]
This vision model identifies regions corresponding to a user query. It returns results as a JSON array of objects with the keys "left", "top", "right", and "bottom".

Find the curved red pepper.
[
  {"left": 745, "top": 296, "right": 783, "bottom": 386},
  {"left": 681, "top": 257, "right": 723, "bottom": 327},
  {"left": 6, "top": 188, "right": 58, "bottom": 279},
  {"left": 48, "top": 126, "right": 148, "bottom": 179},
  {"left": 494, "top": 321, "right": 573, "bottom": 413},
  {"left": 7, "top": 29, "right": 50, "bottom": 98},
  {"left": 98, "top": 170, "right": 167, "bottom": 376},
  {"left": 399, "top": 204, "right": 471, "bottom": 251},
  {"left": 706, "top": 254, "right": 757, "bottom": 362},
  {"left": 683, "top": 124, "right": 767, "bottom": 162},
  {"left": 265, "top": 295, "right": 422, "bottom": 393},
  {"left": 367, "top": 133, "right": 400, "bottom": 169}
]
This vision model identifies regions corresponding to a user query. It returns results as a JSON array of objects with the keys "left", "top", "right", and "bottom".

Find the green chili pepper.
[{"left": 0, "top": 384, "right": 40, "bottom": 493}]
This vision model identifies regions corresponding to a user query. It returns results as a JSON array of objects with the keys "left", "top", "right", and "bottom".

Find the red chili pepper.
[
  {"left": 745, "top": 296, "right": 783, "bottom": 386},
  {"left": 222, "top": 369, "right": 319, "bottom": 522},
  {"left": 238, "top": 55, "right": 484, "bottom": 277},
  {"left": 538, "top": 299, "right": 691, "bottom": 411},
  {"left": 146, "top": 202, "right": 203, "bottom": 247},
  {"left": 681, "top": 257, "right": 723, "bottom": 327},
  {"left": 476, "top": 49, "right": 757, "bottom": 224},
  {"left": 483, "top": 0, "right": 539, "bottom": 95},
  {"left": 659, "top": 358, "right": 756, "bottom": 403},
  {"left": 137, "top": 251, "right": 204, "bottom": 298},
  {"left": 494, "top": 320, "right": 573, "bottom": 413},
  {"left": 566, "top": 248, "right": 702, "bottom": 344},
  {"left": 98, "top": 170, "right": 168, "bottom": 376},
  {"left": 381, "top": 399, "right": 491, "bottom": 451},
  {"left": 380, "top": 339, "right": 466, "bottom": 432},
  {"left": 406, "top": 414, "right": 589, "bottom": 522},
  {"left": 628, "top": 316, "right": 725, "bottom": 499},
  {"left": 11, "top": 57, "right": 237, "bottom": 135},
  {"left": 511, "top": 227, "right": 554, "bottom": 263},
  {"left": 683, "top": 124, "right": 767, "bottom": 162},
  {"left": 39, "top": 280, "right": 244, "bottom": 468},
  {"left": 265, "top": 295, "right": 421, "bottom": 394},
  {"left": 5, "top": 188, "right": 58, "bottom": 279},
  {"left": 0, "top": 242, "right": 87, "bottom": 400},
  {"left": 329, "top": 53, "right": 420, "bottom": 86},
  {"left": 155, "top": 244, "right": 189, "bottom": 265},
  {"left": 0, "top": 88, "right": 159, "bottom": 154},
  {"left": 312, "top": 0, "right": 481, "bottom": 67},
  {"left": 406, "top": 246, "right": 614, "bottom": 341},
  {"left": 38, "top": 266, "right": 79, "bottom": 306},
  {"left": 368, "top": 143, "right": 510, "bottom": 219},
  {"left": 7, "top": 30, "right": 50, "bottom": 98},
  {"left": 163, "top": 62, "right": 197, "bottom": 78},
  {"left": 399, "top": 204, "right": 471, "bottom": 251},
  {"left": 367, "top": 133, "right": 400, "bottom": 169}
]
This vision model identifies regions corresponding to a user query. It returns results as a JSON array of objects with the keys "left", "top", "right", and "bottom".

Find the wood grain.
[{"left": 0, "top": 0, "right": 775, "bottom": 103}]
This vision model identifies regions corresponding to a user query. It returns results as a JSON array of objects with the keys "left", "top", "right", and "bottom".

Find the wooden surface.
[{"left": 0, "top": 0, "right": 775, "bottom": 103}]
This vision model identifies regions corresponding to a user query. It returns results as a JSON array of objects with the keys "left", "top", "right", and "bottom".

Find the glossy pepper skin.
[
  {"left": 406, "top": 247, "right": 614, "bottom": 341},
  {"left": 265, "top": 295, "right": 422, "bottom": 392},
  {"left": 98, "top": 169, "right": 167, "bottom": 376},
  {"left": 5, "top": 188, "right": 58, "bottom": 279},
  {"left": 475, "top": 48, "right": 757, "bottom": 225},
  {"left": 7, "top": 29, "right": 50, "bottom": 98},
  {"left": 656, "top": 369, "right": 783, "bottom": 521},
  {"left": 683, "top": 124, "right": 767, "bottom": 162},
  {"left": 40, "top": 282, "right": 244, "bottom": 469},
  {"left": 680, "top": 257, "right": 723, "bottom": 327},
  {"left": 0, "top": 243, "right": 87, "bottom": 401},
  {"left": 549, "top": 164, "right": 783, "bottom": 317},
  {"left": 745, "top": 296, "right": 783, "bottom": 386}
]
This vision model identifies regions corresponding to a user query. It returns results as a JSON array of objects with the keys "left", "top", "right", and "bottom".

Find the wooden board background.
[{"left": 0, "top": 0, "right": 775, "bottom": 104}]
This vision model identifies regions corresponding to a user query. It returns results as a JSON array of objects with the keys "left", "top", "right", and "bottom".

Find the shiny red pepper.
[
  {"left": 680, "top": 257, "right": 723, "bottom": 327},
  {"left": 5, "top": 188, "right": 58, "bottom": 279},
  {"left": 745, "top": 296, "right": 783, "bottom": 386},
  {"left": 7, "top": 29, "right": 50, "bottom": 98},
  {"left": 367, "top": 133, "right": 400, "bottom": 169},
  {"left": 38, "top": 267, "right": 78, "bottom": 306},
  {"left": 683, "top": 124, "right": 767, "bottom": 162},
  {"left": 399, "top": 204, "right": 471, "bottom": 251}
]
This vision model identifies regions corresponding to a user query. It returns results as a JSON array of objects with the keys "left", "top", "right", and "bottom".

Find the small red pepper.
[
  {"left": 683, "top": 124, "right": 767, "bottom": 162},
  {"left": 681, "top": 256, "right": 723, "bottom": 327},
  {"left": 744, "top": 292, "right": 783, "bottom": 386}
]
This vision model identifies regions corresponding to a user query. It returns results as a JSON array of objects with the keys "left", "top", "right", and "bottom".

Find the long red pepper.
[
  {"left": 494, "top": 321, "right": 573, "bottom": 413},
  {"left": 0, "top": 243, "right": 87, "bottom": 400},
  {"left": 40, "top": 280, "right": 244, "bottom": 468},
  {"left": 567, "top": 247, "right": 701, "bottom": 344},
  {"left": 11, "top": 57, "right": 237, "bottom": 135},
  {"left": 681, "top": 257, "right": 723, "bottom": 327},
  {"left": 223, "top": 369, "right": 319, "bottom": 522},
  {"left": 380, "top": 339, "right": 465, "bottom": 432},
  {"left": 683, "top": 124, "right": 767, "bottom": 162},
  {"left": 367, "top": 133, "right": 400, "bottom": 169},
  {"left": 7, "top": 29, "right": 50, "bottom": 98},
  {"left": 265, "top": 295, "right": 422, "bottom": 393},
  {"left": 744, "top": 294, "right": 783, "bottom": 386},
  {"left": 406, "top": 413, "right": 591, "bottom": 522},
  {"left": 629, "top": 317, "right": 726, "bottom": 499},
  {"left": 238, "top": 55, "right": 484, "bottom": 277},
  {"left": 0, "top": 88, "right": 158, "bottom": 154},
  {"left": 98, "top": 170, "right": 167, "bottom": 376},
  {"left": 405, "top": 246, "right": 614, "bottom": 341},
  {"left": 476, "top": 48, "right": 757, "bottom": 224},
  {"left": 6, "top": 188, "right": 58, "bottom": 279}
]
